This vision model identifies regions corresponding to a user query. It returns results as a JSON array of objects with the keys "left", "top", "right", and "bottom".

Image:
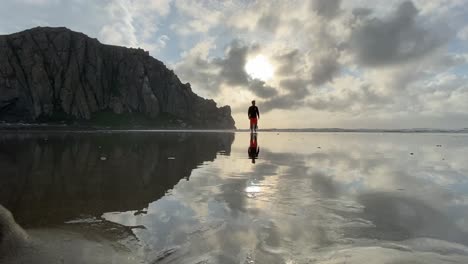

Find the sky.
[{"left": 1, "top": 0, "right": 468, "bottom": 129}]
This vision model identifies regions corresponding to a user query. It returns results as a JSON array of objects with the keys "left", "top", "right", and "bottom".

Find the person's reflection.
[{"left": 248, "top": 133, "right": 260, "bottom": 163}]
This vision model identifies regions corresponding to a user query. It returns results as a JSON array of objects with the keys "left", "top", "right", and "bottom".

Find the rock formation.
[{"left": 0, "top": 27, "right": 235, "bottom": 129}]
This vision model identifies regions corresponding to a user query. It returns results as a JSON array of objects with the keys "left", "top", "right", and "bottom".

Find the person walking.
[{"left": 248, "top": 100, "right": 260, "bottom": 133}]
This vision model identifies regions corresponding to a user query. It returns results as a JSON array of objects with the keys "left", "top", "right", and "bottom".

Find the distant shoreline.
[{"left": 0, "top": 124, "right": 467, "bottom": 133}]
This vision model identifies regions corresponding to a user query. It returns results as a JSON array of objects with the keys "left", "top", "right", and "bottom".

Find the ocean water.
[{"left": 1, "top": 131, "right": 468, "bottom": 263}]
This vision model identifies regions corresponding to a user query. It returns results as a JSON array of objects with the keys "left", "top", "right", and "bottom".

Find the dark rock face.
[{"left": 0, "top": 27, "right": 235, "bottom": 129}]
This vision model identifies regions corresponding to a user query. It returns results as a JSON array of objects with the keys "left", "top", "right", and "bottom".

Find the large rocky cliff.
[{"left": 0, "top": 27, "right": 235, "bottom": 129}]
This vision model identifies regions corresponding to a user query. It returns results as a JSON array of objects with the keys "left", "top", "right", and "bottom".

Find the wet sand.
[{"left": 1, "top": 132, "right": 468, "bottom": 263}]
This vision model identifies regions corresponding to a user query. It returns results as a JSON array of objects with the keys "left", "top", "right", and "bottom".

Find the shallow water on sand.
[{"left": 2, "top": 131, "right": 468, "bottom": 263}]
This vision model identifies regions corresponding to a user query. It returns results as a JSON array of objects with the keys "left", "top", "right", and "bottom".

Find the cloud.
[
  {"left": 310, "top": 0, "right": 342, "bottom": 18},
  {"left": 254, "top": 3, "right": 284, "bottom": 34},
  {"left": 98, "top": 0, "right": 173, "bottom": 55},
  {"left": 176, "top": 1, "right": 343, "bottom": 113},
  {"left": 273, "top": 49, "right": 301, "bottom": 77},
  {"left": 248, "top": 80, "right": 278, "bottom": 98},
  {"left": 170, "top": 0, "right": 225, "bottom": 35},
  {"left": 261, "top": 79, "right": 310, "bottom": 112},
  {"left": 280, "top": 78, "right": 310, "bottom": 99},
  {"left": 458, "top": 25, "right": 468, "bottom": 40},
  {"left": 172, "top": 38, "right": 222, "bottom": 96},
  {"left": 174, "top": 55, "right": 221, "bottom": 95},
  {"left": 156, "top": 35, "right": 170, "bottom": 49},
  {"left": 0, "top": 1, "right": 108, "bottom": 36},
  {"left": 175, "top": 40, "right": 281, "bottom": 100},
  {"left": 352, "top": 7, "right": 372, "bottom": 18},
  {"left": 262, "top": 95, "right": 305, "bottom": 112},
  {"left": 307, "top": 84, "right": 388, "bottom": 112},
  {"left": 214, "top": 40, "right": 251, "bottom": 86},
  {"left": 350, "top": 1, "right": 449, "bottom": 67},
  {"left": 256, "top": 13, "right": 280, "bottom": 33},
  {"left": 16, "top": 0, "right": 58, "bottom": 5},
  {"left": 310, "top": 53, "right": 341, "bottom": 85}
]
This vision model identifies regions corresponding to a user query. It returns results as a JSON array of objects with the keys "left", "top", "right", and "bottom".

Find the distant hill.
[{"left": 0, "top": 27, "right": 235, "bottom": 129}]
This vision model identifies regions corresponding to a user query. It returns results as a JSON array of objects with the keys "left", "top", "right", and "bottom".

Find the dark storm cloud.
[
  {"left": 257, "top": 13, "right": 280, "bottom": 33},
  {"left": 214, "top": 40, "right": 251, "bottom": 86},
  {"left": 260, "top": 55, "right": 342, "bottom": 113},
  {"left": 350, "top": 1, "right": 448, "bottom": 66},
  {"left": 352, "top": 8, "right": 372, "bottom": 18},
  {"left": 280, "top": 78, "right": 309, "bottom": 98},
  {"left": 262, "top": 95, "right": 306, "bottom": 112},
  {"left": 261, "top": 79, "right": 309, "bottom": 112},
  {"left": 310, "top": 0, "right": 342, "bottom": 18},
  {"left": 249, "top": 79, "right": 278, "bottom": 98},
  {"left": 273, "top": 49, "right": 300, "bottom": 77},
  {"left": 311, "top": 53, "right": 341, "bottom": 86}
]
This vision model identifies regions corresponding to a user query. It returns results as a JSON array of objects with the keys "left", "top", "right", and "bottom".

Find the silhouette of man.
[
  {"left": 248, "top": 133, "right": 260, "bottom": 163},
  {"left": 248, "top": 100, "right": 260, "bottom": 133}
]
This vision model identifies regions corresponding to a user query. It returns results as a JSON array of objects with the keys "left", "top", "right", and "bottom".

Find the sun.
[{"left": 244, "top": 55, "right": 274, "bottom": 81}]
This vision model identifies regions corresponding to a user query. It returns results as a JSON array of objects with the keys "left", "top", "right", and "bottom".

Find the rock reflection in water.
[{"left": 0, "top": 132, "right": 234, "bottom": 227}]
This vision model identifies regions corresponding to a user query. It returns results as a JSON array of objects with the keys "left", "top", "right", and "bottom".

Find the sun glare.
[{"left": 245, "top": 55, "right": 274, "bottom": 81}]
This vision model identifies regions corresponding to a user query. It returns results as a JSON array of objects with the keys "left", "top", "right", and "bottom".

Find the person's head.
[{"left": 251, "top": 100, "right": 256, "bottom": 106}]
